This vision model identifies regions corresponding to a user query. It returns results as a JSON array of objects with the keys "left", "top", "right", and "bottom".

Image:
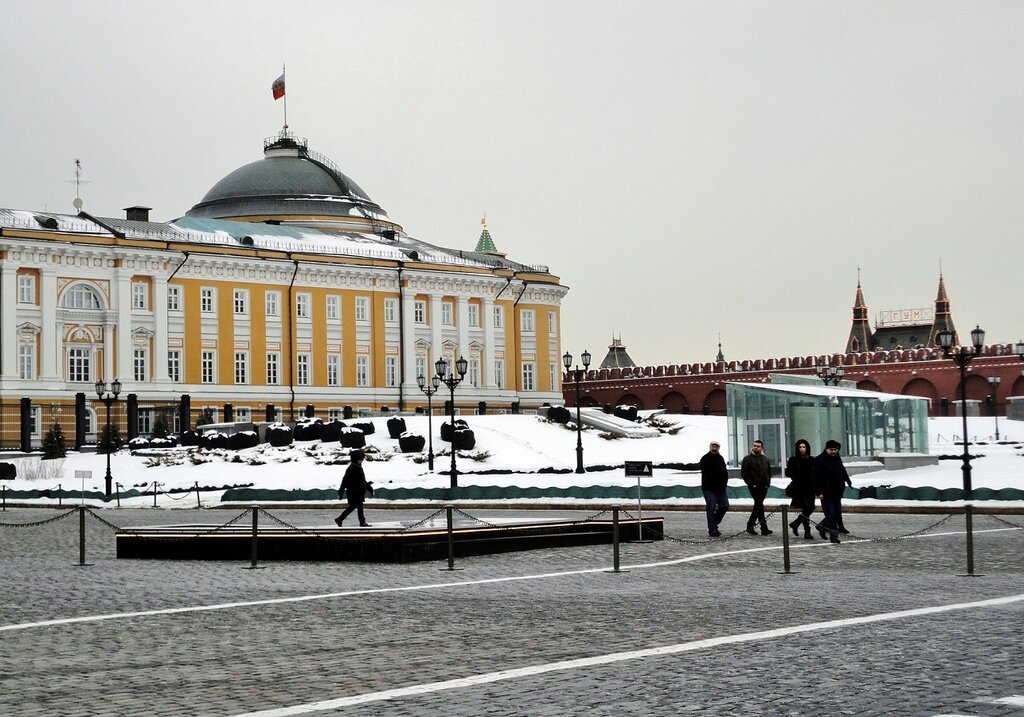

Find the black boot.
[
  {"left": 790, "top": 519, "right": 800, "bottom": 537},
  {"left": 760, "top": 524, "right": 773, "bottom": 536},
  {"left": 746, "top": 525, "right": 757, "bottom": 535},
  {"left": 804, "top": 528, "right": 814, "bottom": 539}
]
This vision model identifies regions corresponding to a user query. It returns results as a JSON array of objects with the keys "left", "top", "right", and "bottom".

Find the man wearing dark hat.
[
  {"left": 813, "top": 440, "right": 852, "bottom": 543},
  {"left": 699, "top": 440, "right": 729, "bottom": 537},
  {"left": 335, "top": 449, "right": 373, "bottom": 527}
]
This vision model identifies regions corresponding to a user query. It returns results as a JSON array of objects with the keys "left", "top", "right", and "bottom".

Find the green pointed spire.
[{"left": 475, "top": 216, "right": 498, "bottom": 253}]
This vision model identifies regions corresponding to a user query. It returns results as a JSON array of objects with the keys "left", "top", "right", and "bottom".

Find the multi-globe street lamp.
[
  {"left": 94, "top": 377, "right": 122, "bottom": 497},
  {"left": 987, "top": 375, "right": 1002, "bottom": 441},
  {"left": 562, "top": 349, "right": 592, "bottom": 474},
  {"left": 816, "top": 360, "right": 845, "bottom": 386},
  {"left": 416, "top": 372, "right": 441, "bottom": 470},
  {"left": 435, "top": 356, "right": 468, "bottom": 490},
  {"left": 937, "top": 326, "right": 986, "bottom": 500}
]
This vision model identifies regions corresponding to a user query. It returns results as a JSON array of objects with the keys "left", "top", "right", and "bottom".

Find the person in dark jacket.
[
  {"left": 813, "top": 440, "right": 852, "bottom": 544},
  {"left": 785, "top": 439, "right": 816, "bottom": 539},
  {"left": 740, "top": 439, "right": 773, "bottom": 536},
  {"left": 335, "top": 449, "right": 373, "bottom": 527},
  {"left": 699, "top": 441, "right": 729, "bottom": 537}
]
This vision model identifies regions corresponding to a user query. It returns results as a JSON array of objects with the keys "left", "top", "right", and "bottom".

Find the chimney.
[{"left": 124, "top": 206, "right": 152, "bottom": 222}]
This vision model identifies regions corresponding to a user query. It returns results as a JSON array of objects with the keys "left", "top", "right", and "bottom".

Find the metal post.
[
  {"left": 427, "top": 394, "right": 434, "bottom": 470},
  {"left": 152, "top": 481, "right": 159, "bottom": 508},
  {"left": 612, "top": 505, "right": 620, "bottom": 573},
  {"left": 115, "top": 483, "right": 121, "bottom": 508},
  {"left": 195, "top": 481, "right": 201, "bottom": 509},
  {"left": 250, "top": 507, "right": 259, "bottom": 569},
  {"left": 78, "top": 506, "right": 87, "bottom": 566},
  {"left": 574, "top": 374, "right": 584, "bottom": 474},
  {"left": 959, "top": 362, "right": 972, "bottom": 500},
  {"left": 104, "top": 401, "right": 113, "bottom": 497},
  {"left": 781, "top": 506, "right": 792, "bottom": 574},
  {"left": 2, "top": 485, "right": 5, "bottom": 511},
  {"left": 636, "top": 474, "right": 645, "bottom": 542},
  {"left": 58, "top": 483, "right": 62, "bottom": 508},
  {"left": 442, "top": 505, "right": 459, "bottom": 571},
  {"left": 965, "top": 505, "right": 975, "bottom": 577},
  {"left": 448, "top": 385, "right": 458, "bottom": 491}
]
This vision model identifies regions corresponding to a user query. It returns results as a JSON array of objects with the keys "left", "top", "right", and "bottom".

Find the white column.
[
  {"left": 482, "top": 296, "right": 495, "bottom": 388},
  {"left": 153, "top": 276, "right": 169, "bottom": 382},
  {"left": 456, "top": 296, "right": 469, "bottom": 359},
  {"left": 115, "top": 272, "right": 132, "bottom": 382},
  {"left": 40, "top": 268, "right": 59, "bottom": 381},
  {"left": 103, "top": 320, "right": 114, "bottom": 383},
  {"left": 0, "top": 266, "right": 18, "bottom": 379},
  {"left": 429, "top": 294, "right": 443, "bottom": 365},
  {"left": 401, "top": 289, "right": 417, "bottom": 391}
]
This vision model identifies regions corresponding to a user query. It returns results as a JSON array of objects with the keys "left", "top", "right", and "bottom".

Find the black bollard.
[
  {"left": 152, "top": 482, "right": 159, "bottom": 508},
  {"left": 440, "top": 505, "right": 461, "bottom": 571},
  {"left": 58, "top": 484, "right": 62, "bottom": 508},
  {"left": 962, "top": 505, "right": 980, "bottom": 578},
  {"left": 2, "top": 484, "right": 5, "bottom": 511},
  {"left": 115, "top": 483, "right": 121, "bottom": 508},
  {"left": 778, "top": 506, "right": 795, "bottom": 575},
  {"left": 194, "top": 481, "right": 201, "bottom": 509},
  {"left": 605, "top": 506, "right": 627, "bottom": 573},
  {"left": 245, "top": 507, "right": 262, "bottom": 570},
  {"left": 76, "top": 506, "right": 92, "bottom": 567}
]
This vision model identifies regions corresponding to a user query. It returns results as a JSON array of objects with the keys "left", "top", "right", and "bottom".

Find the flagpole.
[{"left": 282, "top": 63, "right": 288, "bottom": 130}]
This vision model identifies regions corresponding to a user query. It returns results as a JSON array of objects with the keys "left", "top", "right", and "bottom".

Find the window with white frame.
[
  {"left": 201, "top": 350, "right": 216, "bottom": 384},
  {"left": 494, "top": 359, "right": 505, "bottom": 389},
  {"left": 233, "top": 289, "right": 248, "bottom": 315},
  {"left": 63, "top": 284, "right": 102, "bottom": 310},
  {"left": 29, "top": 406, "right": 40, "bottom": 436},
  {"left": 265, "top": 291, "right": 280, "bottom": 318},
  {"left": 384, "top": 298, "right": 397, "bottom": 324},
  {"left": 385, "top": 356, "right": 398, "bottom": 387},
  {"left": 442, "top": 301, "right": 453, "bottom": 326},
  {"left": 355, "top": 296, "right": 369, "bottom": 323},
  {"left": 295, "top": 293, "right": 311, "bottom": 319},
  {"left": 133, "top": 348, "right": 148, "bottom": 382},
  {"left": 200, "top": 287, "right": 215, "bottom": 313},
  {"left": 468, "top": 303, "right": 479, "bottom": 327},
  {"left": 18, "top": 343, "right": 35, "bottom": 380},
  {"left": 137, "top": 409, "right": 152, "bottom": 435},
  {"left": 356, "top": 355, "right": 369, "bottom": 386},
  {"left": 414, "top": 300, "right": 426, "bottom": 324},
  {"left": 167, "top": 350, "right": 181, "bottom": 383},
  {"left": 266, "top": 352, "right": 280, "bottom": 385},
  {"left": 493, "top": 305, "right": 504, "bottom": 329},
  {"left": 326, "top": 295, "right": 340, "bottom": 320},
  {"left": 235, "top": 407, "right": 251, "bottom": 422},
  {"left": 132, "top": 282, "right": 148, "bottom": 310},
  {"left": 521, "top": 309, "right": 535, "bottom": 333},
  {"left": 328, "top": 408, "right": 343, "bottom": 421},
  {"left": 296, "top": 353, "right": 310, "bottom": 385},
  {"left": 167, "top": 285, "right": 181, "bottom": 311},
  {"left": 234, "top": 352, "right": 249, "bottom": 384},
  {"left": 17, "top": 275, "right": 35, "bottom": 304},
  {"left": 68, "top": 347, "right": 90, "bottom": 382},
  {"left": 327, "top": 354, "right": 340, "bottom": 386},
  {"left": 415, "top": 355, "right": 427, "bottom": 382},
  {"left": 550, "top": 363, "right": 558, "bottom": 391},
  {"left": 522, "top": 362, "right": 536, "bottom": 391},
  {"left": 469, "top": 357, "right": 480, "bottom": 388},
  {"left": 548, "top": 311, "right": 556, "bottom": 335}
]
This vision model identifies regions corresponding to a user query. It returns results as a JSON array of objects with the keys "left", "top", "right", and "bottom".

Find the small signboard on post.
[
  {"left": 624, "top": 461, "right": 653, "bottom": 541},
  {"left": 75, "top": 470, "right": 91, "bottom": 505}
]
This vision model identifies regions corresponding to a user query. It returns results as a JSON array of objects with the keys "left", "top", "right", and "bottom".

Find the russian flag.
[{"left": 271, "top": 74, "right": 285, "bottom": 100}]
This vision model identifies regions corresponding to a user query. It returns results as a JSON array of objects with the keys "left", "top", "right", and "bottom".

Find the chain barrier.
[
  {"left": 806, "top": 512, "right": 959, "bottom": 543},
  {"left": 620, "top": 508, "right": 782, "bottom": 546},
  {"left": 0, "top": 508, "right": 79, "bottom": 529},
  {"left": 85, "top": 507, "right": 254, "bottom": 542},
  {"left": 162, "top": 488, "right": 196, "bottom": 502},
  {"left": 449, "top": 506, "right": 615, "bottom": 533},
  {"left": 985, "top": 513, "right": 1024, "bottom": 531},
  {"left": 397, "top": 507, "right": 449, "bottom": 532}
]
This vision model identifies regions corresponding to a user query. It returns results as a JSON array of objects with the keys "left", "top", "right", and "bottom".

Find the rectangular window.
[
  {"left": 201, "top": 350, "right": 216, "bottom": 384},
  {"left": 355, "top": 297, "right": 369, "bottom": 322},
  {"left": 384, "top": 298, "right": 398, "bottom": 324},
  {"left": 235, "top": 407, "right": 251, "bottom": 422},
  {"left": 30, "top": 406, "right": 40, "bottom": 436},
  {"left": 133, "top": 348, "right": 148, "bottom": 382},
  {"left": 522, "top": 362, "right": 535, "bottom": 391},
  {"left": 326, "top": 295, "right": 340, "bottom": 320},
  {"left": 494, "top": 306, "right": 504, "bottom": 329},
  {"left": 296, "top": 353, "right": 310, "bottom": 385},
  {"left": 265, "top": 291, "right": 280, "bottom": 318},
  {"left": 356, "top": 355, "right": 369, "bottom": 386},
  {"left": 521, "top": 309, "right": 535, "bottom": 333},
  {"left": 137, "top": 409, "right": 152, "bottom": 436},
  {"left": 415, "top": 355, "right": 427, "bottom": 382},
  {"left": 469, "top": 357, "right": 480, "bottom": 388},
  {"left": 68, "top": 348, "right": 90, "bottom": 383},
  {"left": 327, "top": 354, "right": 340, "bottom": 386},
  {"left": 132, "top": 282, "right": 148, "bottom": 310},
  {"left": 548, "top": 311, "right": 556, "bottom": 335},
  {"left": 167, "top": 285, "right": 181, "bottom": 311},
  {"left": 18, "top": 343, "right": 34, "bottom": 380},
  {"left": 266, "top": 352, "right": 280, "bottom": 385},
  {"left": 233, "top": 289, "right": 249, "bottom": 315},
  {"left": 328, "top": 408, "right": 343, "bottom": 422},
  {"left": 550, "top": 363, "right": 558, "bottom": 391},
  {"left": 201, "top": 288, "right": 215, "bottom": 314},
  {"left": 17, "top": 275, "right": 35, "bottom": 304},
  {"left": 442, "top": 301, "right": 453, "bottom": 326},
  {"left": 234, "top": 352, "right": 249, "bottom": 384},
  {"left": 385, "top": 356, "right": 398, "bottom": 387},
  {"left": 414, "top": 300, "right": 426, "bottom": 324},
  {"left": 494, "top": 359, "right": 505, "bottom": 390},
  {"left": 468, "top": 304, "right": 479, "bottom": 328},
  {"left": 167, "top": 350, "right": 181, "bottom": 383},
  {"left": 295, "top": 293, "right": 311, "bottom": 319}
]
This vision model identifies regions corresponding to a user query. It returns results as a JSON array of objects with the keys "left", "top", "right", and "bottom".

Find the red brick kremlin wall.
[{"left": 562, "top": 344, "right": 1024, "bottom": 417}]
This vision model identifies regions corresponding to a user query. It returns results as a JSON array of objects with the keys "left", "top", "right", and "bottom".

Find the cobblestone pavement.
[{"left": 1, "top": 506, "right": 1023, "bottom": 716}]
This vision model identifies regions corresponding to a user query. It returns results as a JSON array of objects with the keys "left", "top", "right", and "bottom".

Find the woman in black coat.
[
  {"left": 335, "top": 449, "right": 373, "bottom": 527},
  {"left": 785, "top": 439, "right": 816, "bottom": 539}
]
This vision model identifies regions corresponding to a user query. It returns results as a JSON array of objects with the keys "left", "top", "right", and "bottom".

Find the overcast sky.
[{"left": 2, "top": 1, "right": 1022, "bottom": 366}]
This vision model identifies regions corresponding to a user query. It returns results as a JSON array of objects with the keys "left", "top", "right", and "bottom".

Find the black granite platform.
[{"left": 115, "top": 514, "right": 664, "bottom": 563}]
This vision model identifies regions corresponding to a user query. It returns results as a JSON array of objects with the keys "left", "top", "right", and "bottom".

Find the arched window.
[{"left": 63, "top": 284, "right": 103, "bottom": 310}]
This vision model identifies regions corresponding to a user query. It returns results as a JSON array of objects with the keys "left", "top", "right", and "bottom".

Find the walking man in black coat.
[
  {"left": 740, "top": 439, "right": 773, "bottom": 536},
  {"left": 813, "top": 440, "right": 852, "bottom": 544},
  {"left": 700, "top": 441, "right": 729, "bottom": 537},
  {"left": 335, "top": 449, "right": 373, "bottom": 527}
]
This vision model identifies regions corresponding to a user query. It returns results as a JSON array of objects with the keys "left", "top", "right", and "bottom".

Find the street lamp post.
[
  {"left": 416, "top": 373, "right": 441, "bottom": 470},
  {"left": 435, "top": 356, "right": 468, "bottom": 490},
  {"left": 816, "top": 359, "right": 845, "bottom": 386},
  {"left": 562, "top": 349, "right": 592, "bottom": 474},
  {"left": 937, "top": 326, "right": 986, "bottom": 500},
  {"left": 988, "top": 375, "right": 1001, "bottom": 441},
  {"left": 94, "top": 378, "right": 122, "bottom": 498}
]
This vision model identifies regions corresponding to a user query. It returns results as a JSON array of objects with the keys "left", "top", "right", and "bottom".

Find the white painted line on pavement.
[
  {"left": 994, "top": 695, "right": 1024, "bottom": 706},
  {"left": 225, "top": 592, "right": 1024, "bottom": 717},
  {"left": 1, "top": 526, "right": 1019, "bottom": 633}
]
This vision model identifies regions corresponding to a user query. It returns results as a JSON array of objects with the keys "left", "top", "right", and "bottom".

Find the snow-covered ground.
[{"left": 3, "top": 413, "right": 1022, "bottom": 508}]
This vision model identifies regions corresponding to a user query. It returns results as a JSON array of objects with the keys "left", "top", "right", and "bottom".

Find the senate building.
[{"left": 0, "top": 130, "right": 567, "bottom": 446}]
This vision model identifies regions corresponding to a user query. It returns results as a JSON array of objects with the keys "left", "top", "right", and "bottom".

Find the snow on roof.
[
  {"left": 729, "top": 381, "right": 927, "bottom": 404},
  {"left": 0, "top": 208, "right": 113, "bottom": 236}
]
